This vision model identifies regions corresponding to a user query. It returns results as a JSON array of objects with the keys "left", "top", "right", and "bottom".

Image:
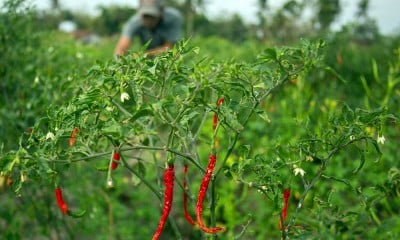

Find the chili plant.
[{"left": 1, "top": 36, "right": 396, "bottom": 239}]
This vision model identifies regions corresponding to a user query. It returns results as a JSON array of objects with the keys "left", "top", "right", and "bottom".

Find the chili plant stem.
[{"left": 120, "top": 155, "right": 162, "bottom": 200}]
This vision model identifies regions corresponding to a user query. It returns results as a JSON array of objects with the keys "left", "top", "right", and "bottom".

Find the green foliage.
[{"left": 1, "top": 1, "right": 399, "bottom": 239}]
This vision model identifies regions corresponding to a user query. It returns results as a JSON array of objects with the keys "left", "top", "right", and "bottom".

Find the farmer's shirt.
[{"left": 122, "top": 7, "right": 183, "bottom": 50}]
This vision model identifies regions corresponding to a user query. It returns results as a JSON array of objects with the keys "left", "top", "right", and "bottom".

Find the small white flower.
[
  {"left": 106, "top": 106, "right": 114, "bottom": 112},
  {"left": 377, "top": 135, "right": 386, "bottom": 144},
  {"left": 120, "top": 92, "right": 130, "bottom": 102},
  {"left": 297, "top": 203, "right": 302, "bottom": 208},
  {"left": 106, "top": 179, "right": 114, "bottom": 188},
  {"left": 46, "top": 132, "right": 55, "bottom": 141},
  {"left": 293, "top": 165, "right": 306, "bottom": 177},
  {"left": 34, "top": 76, "right": 40, "bottom": 84},
  {"left": 349, "top": 135, "right": 356, "bottom": 141}
]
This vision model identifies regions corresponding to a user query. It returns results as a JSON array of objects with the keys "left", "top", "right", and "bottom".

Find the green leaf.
[
  {"left": 261, "top": 48, "right": 278, "bottom": 60},
  {"left": 353, "top": 150, "right": 366, "bottom": 174},
  {"left": 95, "top": 165, "right": 109, "bottom": 172},
  {"left": 256, "top": 109, "right": 271, "bottom": 124},
  {"left": 322, "top": 175, "right": 353, "bottom": 189},
  {"left": 67, "top": 209, "right": 86, "bottom": 218},
  {"left": 180, "top": 111, "right": 199, "bottom": 126},
  {"left": 148, "top": 64, "right": 157, "bottom": 75},
  {"left": 220, "top": 107, "right": 244, "bottom": 132},
  {"left": 371, "top": 140, "right": 383, "bottom": 160},
  {"left": 131, "top": 108, "right": 153, "bottom": 122},
  {"left": 238, "top": 145, "right": 251, "bottom": 158}
]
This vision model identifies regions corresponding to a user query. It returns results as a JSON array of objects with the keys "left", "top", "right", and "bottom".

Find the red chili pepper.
[
  {"left": 69, "top": 127, "right": 79, "bottom": 147},
  {"left": 152, "top": 165, "right": 175, "bottom": 240},
  {"left": 183, "top": 164, "right": 196, "bottom": 226},
  {"left": 279, "top": 188, "right": 291, "bottom": 230},
  {"left": 55, "top": 187, "right": 69, "bottom": 215},
  {"left": 196, "top": 154, "right": 224, "bottom": 234},
  {"left": 111, "top": 151, "right": 121, "bottom": 170},
  {"left": 212, "top": 98, "right": 224, "bottom": 131},
  {"left": 216, "top": 98, "right": 224, "bottom": 106}
]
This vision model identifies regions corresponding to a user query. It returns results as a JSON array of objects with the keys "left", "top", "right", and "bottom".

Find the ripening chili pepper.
[
  {"left": 152, "top": 164, "right": 175, "bottom": 240},
  {"left": 111, "top": 151, "right": 121, "bottom": 170},
  {"left": 6, "top": 176, "right": 13, "bottom": 186},
  {"left": 55, "top": 187, "right": 69, "bottom": 215},
  {"left": 212, "top": 98, "right": 225, "bottom": 131},
  {"left": 212, "top": 114, "right": 218, "bottom": 131},
  {"left": 183, "top": 164, "right": 196, "bottom": 226},
  {"left": 196, "top": 154, "right": 224, "bottom": 234},
  {"left": 69, "top": 127, "right": 79, "bottom": 147},
  {"left": 279, "top": 188, "right": 291, "bottom": 230}
]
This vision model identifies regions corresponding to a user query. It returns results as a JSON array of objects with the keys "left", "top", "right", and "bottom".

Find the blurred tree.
[
  {"left": 192, "top": 13, "right": 249, "bottom": 43},
  {"left": 184, "top": 0, "right": 204, "bottom": 35},
  {"left": 269, "top": 0, "right": 305, "bottom": 44},
  {"left": 352, "top": 0, "right": 379, "bottom": 44},
  {"left": 165, "top": 0, "right": 205, "bottom": 36},
  {"left": 256, "top": 0, "right": 270, "bottom": 41},
  {"left": 50, "top": 0, "right": 60, "bottom": 9},
  {"left": 356, "top": 0, "right": 369, "bottom": 18},
  {"left": 50, "top": 0, "right": 59, "bottom": 10},
  {"left": 313, "top": 0, "right": 341, "bottom": 32},
  {"left": 93, "top": 5, "right": 136, "bottom": 36}
]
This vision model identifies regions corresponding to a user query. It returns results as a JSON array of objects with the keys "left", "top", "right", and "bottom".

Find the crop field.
[{"left": 1, "top": 0, "right": 399, "bottom": 239}]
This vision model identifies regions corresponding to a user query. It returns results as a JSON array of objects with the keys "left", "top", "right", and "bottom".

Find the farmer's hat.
[{"left": 139, "top": 0, "right": 164, "bottom": 17}]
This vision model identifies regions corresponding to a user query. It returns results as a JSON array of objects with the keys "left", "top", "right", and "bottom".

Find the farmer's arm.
[
  {"left": 144, "top": 42, "right": 173, "bottom": 57},
  {"left": 114, "top": 15, "right": 141, "bottom": 57},
  {"left": 114, "top": 36, "right": 132, "bottom": 56}
]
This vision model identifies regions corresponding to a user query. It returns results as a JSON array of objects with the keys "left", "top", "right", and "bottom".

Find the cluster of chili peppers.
[
  {"left": 153, "top": 153, "right": 225, "bottom": 239},
  {"left": 56, "top": 97, "right": 294, "bottom": 237},
  {"left": 182, "top": 154, "right": 225, "bottom": 234},
  {"left": 58, "top": 99, "right": 227, "bottom": 238},
  {"left": 153, "top": 98, "right": 226, "bottom": 239},
  {"left": 194, "top": 153, "right": 225, "bottom": 233}
]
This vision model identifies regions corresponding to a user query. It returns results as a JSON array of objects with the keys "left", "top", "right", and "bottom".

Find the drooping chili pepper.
[
  {"left": 69, "top": 127, "right": 79, "bottom": 147},
  {"left": 55, "top": 187, "right": 69, "bottom": 215},
  {"left": 111, "top": 151, "right": 121, "bottom": 170},
  {"left": 279, "top": 188, "right": 291, "bottom": 230},
  {"left": 196, "top": 154, "right": 224, "bottom": 234},
  {"left": 212, "top": 98, "right": 225, "bottom": 131},
  {"left": 183, "top": 164, "right": 196, "bottom": 226},
  {"left": 152, "top": 164, "right": 175, "bottom": 240}
]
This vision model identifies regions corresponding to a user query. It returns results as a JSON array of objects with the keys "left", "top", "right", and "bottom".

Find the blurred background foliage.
[{"left": 1, "top": 0, "right": 399, "bottom": 239}]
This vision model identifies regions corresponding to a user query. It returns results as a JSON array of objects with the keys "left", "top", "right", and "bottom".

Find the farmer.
[{"left": 114, "top": 0, "right": 183, "bottom": 57}]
